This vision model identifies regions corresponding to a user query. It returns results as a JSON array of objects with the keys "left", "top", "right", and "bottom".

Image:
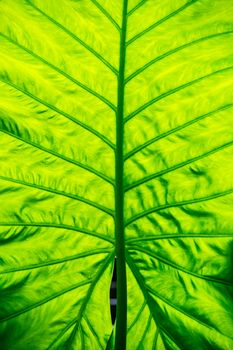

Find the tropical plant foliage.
[{"left": 0, "top": 0, "right": 233, "bottom": 349}]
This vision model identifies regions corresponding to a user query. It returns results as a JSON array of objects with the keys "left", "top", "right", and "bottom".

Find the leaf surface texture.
[{"left": 0, "top": 0, "right": 233, "bottom": 349}]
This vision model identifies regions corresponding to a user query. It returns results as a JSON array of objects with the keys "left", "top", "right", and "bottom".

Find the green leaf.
[{"left": 0, "top": 0, "right": 233, "bottom": 349}]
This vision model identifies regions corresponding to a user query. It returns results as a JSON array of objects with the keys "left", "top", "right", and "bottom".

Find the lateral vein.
[
  {"left": 127, "top": 0, "right": 147, "bottom": 17},
  {"left": 0, "top": 33, "right": 116, "bottom": 111},
  {"left": 126, "top": 188, "right": 233, "bottom": 226},
  {"left": 126, "top": 0, "right": 197, "bottom": 46},
  {"left": 0, "top": 279, "right": 92, "bottom": 323},
  {"left": 0, "top": 249, "right": 112, "bottom": 274},
  {"left": 125, "top": 253, "right": 182, "bottom": 349},
  {"left": 0, "top": 129, "right": 114, "bottom": 186},
  {"left": 0, "top": 78, "right": 115, "bottom": 152},
  {"left": 125, "top": 141, "right": 233, "bottom": 191},
  {"left": 90, "top": 0, "right": 120, "bottom": 32},
  {"left": 0, "top": 175, "right": 114, "bottom": 217},
  {"left": 0, "top": 222, "right": 114, "bottom": 243},
  {"left": 124, "top": 66, "right": 233, "bottom": 123},
  {"left": 126, "top": 234, "right": 233, "bottom": 244},
  {"left": 25, "top": 0, "right": 118, "bottom": 75},
  {"left": 128, "top": 246, "right": 233, "bottom": 286},
  {"left": 64, "top": 253, "right": 114, "bottom": 349},
  {"left": 125, "top": 31, "right": 233, "bottom": 83}
]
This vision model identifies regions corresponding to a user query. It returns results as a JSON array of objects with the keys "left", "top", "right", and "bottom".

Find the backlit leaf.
[{"left": 0, "top": 1, "right": 232, "bottom": 349}]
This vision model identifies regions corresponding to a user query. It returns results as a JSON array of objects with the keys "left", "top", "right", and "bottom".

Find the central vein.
[{"left": 114, "top": 0, "right": 128, "bottom": 349}]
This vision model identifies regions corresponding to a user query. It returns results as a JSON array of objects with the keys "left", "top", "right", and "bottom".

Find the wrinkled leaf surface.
[{"left": 0, "top": 0, "right": 233, "bottom": 349}]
